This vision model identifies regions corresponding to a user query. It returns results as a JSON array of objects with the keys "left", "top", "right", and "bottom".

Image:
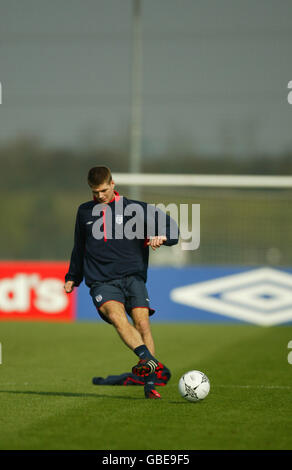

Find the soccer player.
[{"left": 64, "top": 166, "right": 179, "bottom": 399}]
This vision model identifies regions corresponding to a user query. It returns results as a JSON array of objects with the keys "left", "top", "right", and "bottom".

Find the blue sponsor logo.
[{"left": 76, "top": 267, "right": 292, "bottom": 325}]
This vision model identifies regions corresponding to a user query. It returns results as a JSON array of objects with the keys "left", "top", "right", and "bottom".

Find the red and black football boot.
[
  {"left": 132, "top": 358, "right": 163, "bottom": 377},
  {"left": 144, "top": 387, "right": 161, "bottom": 399}
]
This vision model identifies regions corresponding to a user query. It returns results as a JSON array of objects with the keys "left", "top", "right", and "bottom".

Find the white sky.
[{"left": 0, "top": 0, "right": 292, "bottom": 157}]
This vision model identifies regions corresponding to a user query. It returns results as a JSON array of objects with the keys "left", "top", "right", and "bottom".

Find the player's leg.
[
  {"left": 90, "top": 280, "right": 158, "bottom": 364},
  {"left": 99, "top": 302, "right": 161, "bottom": 399},
  {"left": 99, "top": 301, "right": 145, "bottom": 351},
  {"left": 130, "top": 307, "right": 162, "bottom": 399},
  {"left": 131, "top": 307, "right": 155, "bottom": 356},
  {"left": 124, "top": 276, "right": 163, "bottom": 382},
  {"left": 91, "top": 282, "right": 161, "bottom": 398}
]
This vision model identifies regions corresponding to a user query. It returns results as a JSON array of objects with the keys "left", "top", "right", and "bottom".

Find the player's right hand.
[
  {"left": 64, "top": 280, "right": 75, "bottom": 293},
  {"left": 147, "top": 235, "right": 167, "bottom": 251}
]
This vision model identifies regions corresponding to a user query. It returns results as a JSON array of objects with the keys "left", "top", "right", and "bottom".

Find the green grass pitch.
[{"left": 0, "top": 321, "right": 291, "bottom": 450}]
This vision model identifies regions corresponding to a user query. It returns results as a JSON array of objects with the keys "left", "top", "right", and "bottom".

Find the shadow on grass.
[
  {"left": 0, "top": 389, "right": 145, "bottom": 400},
  {"left": 0, "top": 390, "right": 194, "bottom": 404}
]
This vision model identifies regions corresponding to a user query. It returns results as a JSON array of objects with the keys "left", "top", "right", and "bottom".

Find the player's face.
[{"left": 90, "top": 181, "right": 115, "bottom": 204}]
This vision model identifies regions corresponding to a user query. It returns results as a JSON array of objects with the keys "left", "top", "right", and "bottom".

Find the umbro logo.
[
  {"left": 86, "top": 221, "right": 93, "bottom": 225},
  {"left": 170, "top": 268, "right": 292, "bottom": 326}
]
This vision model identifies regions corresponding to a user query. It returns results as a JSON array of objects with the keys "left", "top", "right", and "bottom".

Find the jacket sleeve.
[
  {"left": 145, "top": 203, "right": 180, "bottom": 247},
  {"left": 65, "top": 207, "right": 85, "bottom": 286}
]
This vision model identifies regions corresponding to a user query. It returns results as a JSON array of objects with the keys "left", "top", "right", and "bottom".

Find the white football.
[{"left": 178, "top": 370, "right": 210, "bottom": 402}]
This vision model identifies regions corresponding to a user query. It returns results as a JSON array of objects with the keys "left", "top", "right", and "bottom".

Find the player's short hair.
[{"left": 87, "top": 166, "right": 112, "bottom": 187}]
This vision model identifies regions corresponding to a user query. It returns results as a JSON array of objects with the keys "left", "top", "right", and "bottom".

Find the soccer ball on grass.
[{"left": 178, "top": 370, "right": 210, "bottom": 402}]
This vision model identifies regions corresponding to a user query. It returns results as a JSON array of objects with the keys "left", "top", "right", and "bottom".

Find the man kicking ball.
[{"left": 64, "top": 166, "right": 179, "bottom": 399}]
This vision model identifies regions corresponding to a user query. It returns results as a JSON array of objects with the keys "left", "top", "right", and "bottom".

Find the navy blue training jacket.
[{"left": 65, "top": 191, "right": 179, "bottom": 287}]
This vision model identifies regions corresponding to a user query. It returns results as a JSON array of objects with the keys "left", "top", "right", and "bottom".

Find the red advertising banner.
[{"left": 0, "top": 261, "right": 75, "bottom": 322}]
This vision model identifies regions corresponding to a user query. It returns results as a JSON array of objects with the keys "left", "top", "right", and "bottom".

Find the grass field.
[{"left": 0, "top": 321, "right": 291, "bottom": 450}]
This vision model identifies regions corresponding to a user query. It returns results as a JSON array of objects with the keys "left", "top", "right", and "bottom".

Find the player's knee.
[
  {"left": 100, "top": 303, "right": 126, "bottom": 326},
  {"left": 133, "top": 316, "right": 151, "bottom": 335}
]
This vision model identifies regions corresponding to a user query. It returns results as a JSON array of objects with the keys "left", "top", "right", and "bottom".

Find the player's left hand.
[{"left": 147, "top": 235, "right": 167, "bottom": 250}]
